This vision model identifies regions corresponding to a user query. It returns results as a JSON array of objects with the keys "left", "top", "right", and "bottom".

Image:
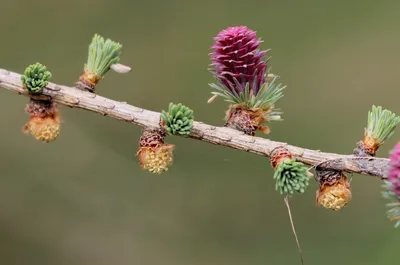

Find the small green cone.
[
  {"left": 160, "top": 103, "right": 194, "bottom": 136},
  {"left": 273, "top": 159, "right": 310, "bottom": 195},
  {"left": 21, "top": 62, "right": 52, "bottom": 94}
]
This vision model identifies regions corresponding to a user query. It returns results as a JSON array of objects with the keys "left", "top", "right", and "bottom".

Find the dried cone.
[
  {"left": 23, "top": 99, "right": 61, "bottom": 143},
  {"left": 210, "top": 26, "right": 284, "bottom": 136},
  {"left": 315, "top": 169, "right": 352, "bottom": 211},
  {"left": 137, "top": 129, "right": 174, "bottom": 174}
]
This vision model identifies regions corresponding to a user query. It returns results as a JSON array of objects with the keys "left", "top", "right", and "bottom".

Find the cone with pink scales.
[{"left": 208, "top": 26, "right": 285, "bottom": 136}]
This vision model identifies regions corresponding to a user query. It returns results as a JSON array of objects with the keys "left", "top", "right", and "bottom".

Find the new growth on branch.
[{"left": 1, "top": 26, "right": 400, "bottom": 250}]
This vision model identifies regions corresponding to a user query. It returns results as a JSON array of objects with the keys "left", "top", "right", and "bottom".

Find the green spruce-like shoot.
[
  {"left": 21, "top": 62, "right": 52, "bottom": 94},
  {"left": 86, "top": 34, "right": 122, "bottom": 77},
  {"left": 366, "top": 105, "right": 400, "bottom": 145},
  {"left": 274, "top": 159, "right": 310, "bottom": 195},
  {"left": 161, "top": 103, "right": 194, "bottom": 136},
  {"left": 209, "top": 74, "right": 285, "bottom": 121}
]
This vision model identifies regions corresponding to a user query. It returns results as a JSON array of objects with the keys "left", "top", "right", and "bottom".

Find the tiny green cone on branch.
[
  {"left": 270, "top": 146, "right": 310, "bottom": 195},
  {"left": 354, "top": 105, "right": 400, "bottom": 156},
  {"left": 160, "top": 103, "right": 194, "bottom": 136},
  {"left": 21, "top": 62, "right": 52, "bottom": 94},
  {"left": 75, "top": 34, "right": 130, "bottom": 92}
]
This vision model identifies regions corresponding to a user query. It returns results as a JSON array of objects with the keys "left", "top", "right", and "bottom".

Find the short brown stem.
[{"left": 270, "top": 146, "right": 293, "bottom": 169}]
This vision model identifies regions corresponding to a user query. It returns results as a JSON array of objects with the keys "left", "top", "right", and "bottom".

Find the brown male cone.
[
  {"left": 23, "top": 99, "right": 61, "bottom": 143},
  {"left": 315, "top": 169, "right": 352, "bottom": 211},
  {"left": 137, "top": 129, "right": 174, "bottom": 174}
]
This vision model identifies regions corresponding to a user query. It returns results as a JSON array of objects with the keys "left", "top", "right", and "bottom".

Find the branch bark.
[{"left": 0, "top": 68, "right": 389, "bottom": 178}]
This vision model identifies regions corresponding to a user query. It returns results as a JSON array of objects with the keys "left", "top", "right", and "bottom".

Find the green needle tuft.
[
  {"left": 209, "top": 74, "right": 285, "bottom": 121},
  {"left": 366, "top": 105, "right": 400, "bottom": 145},
  {"left": 21, "top": 62, "right": 52, "bottom": 94},
  {"left": 161, "top": 103, "right": 194, "bottom": 136},
  {"left": 86, "top": 34, "right": 122, "bottom": 78},
  {"left": 274, "top": 159, "right": 310, "bottom": 195}
]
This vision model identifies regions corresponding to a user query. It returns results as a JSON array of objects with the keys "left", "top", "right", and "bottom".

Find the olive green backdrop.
[{"left": 1, "top": 0, "right": 399, "bottom": 264}]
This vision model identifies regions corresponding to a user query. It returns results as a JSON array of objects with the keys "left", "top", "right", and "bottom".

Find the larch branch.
[{"left": 0, "top": 68, "right": 389, "bottom": 178}]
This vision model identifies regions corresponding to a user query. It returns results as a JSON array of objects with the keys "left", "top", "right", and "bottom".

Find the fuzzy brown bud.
[
  {"left": 316, "top": 169, "right": 352, "bottom": 211},
  {"left": 137, "top": 128, "right": 174, "bottom": 174},
  {"left": 23, "top": 99, "right": 61, "bottom": 143}
]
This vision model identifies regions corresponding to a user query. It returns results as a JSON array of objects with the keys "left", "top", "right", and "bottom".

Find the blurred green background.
[{"left": 1, "top": 0, "right": 400, "bottom": 264}]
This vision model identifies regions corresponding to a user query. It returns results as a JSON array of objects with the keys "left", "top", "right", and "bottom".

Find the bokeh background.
[{"left": 1, "top": 0, "right": 400, "bottom": 264}]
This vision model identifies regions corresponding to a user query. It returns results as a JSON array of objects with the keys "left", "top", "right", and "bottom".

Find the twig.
[
  {"left": 284, "top": 195, "right": 304, "bottom": 265},
  {"left": 0, "top": 68, "right": 389, "bottom": 178}
]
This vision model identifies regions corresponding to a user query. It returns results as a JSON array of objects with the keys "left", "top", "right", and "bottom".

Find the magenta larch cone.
[
  {"left": 210, "top": 26, "right": 269, "bottom": 96},
  {"left": 388, "top": 142, "right": 400, "bottom": 196}
]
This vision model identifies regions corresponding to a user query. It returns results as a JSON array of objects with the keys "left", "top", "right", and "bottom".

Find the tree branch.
[{"left": 0, "top": 68, "right": 389, "bottom": 178}]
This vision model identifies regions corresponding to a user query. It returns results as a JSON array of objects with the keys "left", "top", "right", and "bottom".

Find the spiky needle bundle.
[
  {"left": 366, "top": 105, "right": 400, "bottom": 145},
  {"left": 86, "top": 34, "right": 122, "bottom": 78},
  {"left": 76, "top": 34, "right": 123, "bottom": 92},
  {"left": 270, "top": 147, "right": 310, "bottom": 195},
  {"left": 160, "top": 103, "right": 194, "bottom": 136},
  {"left": 274, "top": 159, "right": 310, "bottom": 195},
  {"left": 354, "top": 105, "right": 400, "bottom": 156},
  {"left": 21, "top": 62, "right": 52, "bottom": 94}
]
